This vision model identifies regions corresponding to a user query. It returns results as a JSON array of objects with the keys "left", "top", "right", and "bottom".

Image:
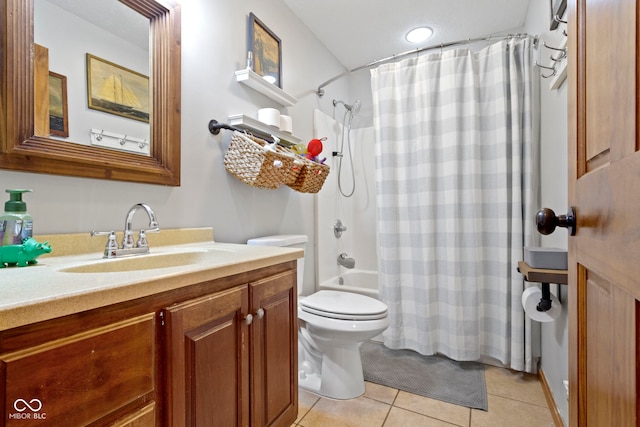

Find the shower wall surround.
[{"left": 314, "top": 110, "right": 376, "bottom": 287}]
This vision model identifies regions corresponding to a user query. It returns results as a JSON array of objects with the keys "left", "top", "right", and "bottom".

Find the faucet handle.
[
  {"left": 136, "top": 226, "right": 160, "bottom": 248},
  {"left": 91, "top": 231, "right": 119, "bottom": 257},
  {"left": 136, "top": 230, "right": 149, "bottom": 248}
]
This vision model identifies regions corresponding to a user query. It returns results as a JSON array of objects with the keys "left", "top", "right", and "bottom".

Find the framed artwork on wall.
[
  {"left": 48, "top": 71, "right": 69, "bottom": 137},
  {"left": 86, "top": 53, "right": 150, "bottom": 123},
  {"left": 248, "top": 13, "right": 282, "bottom": 88}
]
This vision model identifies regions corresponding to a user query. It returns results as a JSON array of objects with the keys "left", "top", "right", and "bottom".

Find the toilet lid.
[{"left": 300, "top": 290, "right": 388, "bottom": 320}]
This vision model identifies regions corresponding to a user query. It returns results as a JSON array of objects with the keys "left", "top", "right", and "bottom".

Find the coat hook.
[
  {"left": 535, "top": 61, "right": 557, "bottom": 78},
  {"left": 119, "top": 135, "right": 127, "bottom": 145},
  {"left": 543, "top": 41, "right": 567, "bottom": 59},
  {"left": 96, "top": 130, "right": 104, "bottom": 141},
  {"left": 554, "top": 14, "right": 567, "bottom": 25}
]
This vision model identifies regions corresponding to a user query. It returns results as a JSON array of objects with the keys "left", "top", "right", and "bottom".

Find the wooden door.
[
  {"left": 163, "top": 286, "right": 249, "bottom": 427},
  {"left": 568, "top": 0, "right": 640, "bottom": 425},
  {"left": 249, "top": 270, "right": 298, "bottom": 427}
]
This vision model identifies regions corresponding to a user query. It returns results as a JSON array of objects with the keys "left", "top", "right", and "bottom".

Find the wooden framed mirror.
[{"left": 0, "top": 0, "right": 181, "bottom": 186}]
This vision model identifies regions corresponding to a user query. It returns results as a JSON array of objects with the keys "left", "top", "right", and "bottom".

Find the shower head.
[
  {"left": 350, "top": 100, "right": 361, "bottom": 115},
  {"left": 333, "top": 99, "right": 362, "bottom": 115}
]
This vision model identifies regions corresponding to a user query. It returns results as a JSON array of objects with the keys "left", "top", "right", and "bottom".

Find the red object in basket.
[{"left": 306, "top": 139, "right": 323, "bottom": 157}]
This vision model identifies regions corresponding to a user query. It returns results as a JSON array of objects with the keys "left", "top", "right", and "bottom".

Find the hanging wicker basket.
[
  {"left": 286, "top": 156, "right": 331, "bottom": 193},
  {"left": 224, "top": 131, "right": 295, "bottom": 189}
]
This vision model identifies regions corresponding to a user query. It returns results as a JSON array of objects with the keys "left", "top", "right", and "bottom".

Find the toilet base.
[{"left": 298, "top": 340, "right": 366, "bottom": 400}]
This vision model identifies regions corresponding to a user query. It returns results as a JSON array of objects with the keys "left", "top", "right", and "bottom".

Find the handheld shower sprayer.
[{"left": 332, "top": 98, "right": 362, "bottom": 198}]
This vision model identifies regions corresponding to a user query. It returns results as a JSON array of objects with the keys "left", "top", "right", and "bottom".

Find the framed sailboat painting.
[
  {"left": 49, "top": 71, "right": 69, "bottom": 137},
  {"left": 86, "top": 54, "right": 150, "bottom": 123}
]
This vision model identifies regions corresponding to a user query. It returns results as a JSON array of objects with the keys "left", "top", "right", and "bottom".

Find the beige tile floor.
[{"left": 293, "top": 365, "right": 555, "bottom": 427}]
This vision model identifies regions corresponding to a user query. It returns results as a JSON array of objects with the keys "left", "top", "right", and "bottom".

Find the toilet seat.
[{"left": 300, "top": 290, "right": 388, "bottom": 321}]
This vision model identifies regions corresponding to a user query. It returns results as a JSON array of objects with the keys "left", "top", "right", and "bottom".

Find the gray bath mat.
[{"left": 360, "top": 341, "right": 488, "bottom": 411}]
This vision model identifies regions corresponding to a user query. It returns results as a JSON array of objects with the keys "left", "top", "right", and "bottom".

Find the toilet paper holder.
[
  {"left": 517, "top": 260, "right": 568, "bottom": 312},
  {"left": 537, "top": 283, "right": 554, "bottom": 312}
]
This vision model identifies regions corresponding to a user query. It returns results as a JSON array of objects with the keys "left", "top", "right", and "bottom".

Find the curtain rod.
[{"left": 316, "top": 33, "right": 537, "bottom": 96}]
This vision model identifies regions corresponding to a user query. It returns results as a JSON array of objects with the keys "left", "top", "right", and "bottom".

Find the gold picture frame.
[
  {"left": 248, "top": 13, "right": 282, "bottom": 88},
  {"left": 86, "top": 53, "right": 149, "bottom": 123},
  {"left": 48, "top": 71, "right": 68, "bottom": 137}
]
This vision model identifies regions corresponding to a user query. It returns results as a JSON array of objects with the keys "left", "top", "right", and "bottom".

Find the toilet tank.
[{"left": 246, "top": 235, "right": 308, "bottom": 294}]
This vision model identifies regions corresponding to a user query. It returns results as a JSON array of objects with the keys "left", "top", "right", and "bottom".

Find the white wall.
[
  {"left": 524, "top": 2, "right": 569, "bottom": 425},
  {"left": 1, "top": 0, "right": 350, "bottom": 296}
]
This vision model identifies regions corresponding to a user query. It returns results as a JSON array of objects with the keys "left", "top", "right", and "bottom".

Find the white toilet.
[{"left": 247, "top": 234, "right": 389, "bottom": 400}]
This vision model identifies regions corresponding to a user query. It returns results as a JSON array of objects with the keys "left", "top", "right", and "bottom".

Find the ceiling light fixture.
[{"left": 405, "top": 27, "right": 433, "bottom": 43}]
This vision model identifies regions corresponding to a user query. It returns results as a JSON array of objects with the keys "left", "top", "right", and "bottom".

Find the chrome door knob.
[{"left": 536, "top": 207, "right": 576, "bottom": 236}]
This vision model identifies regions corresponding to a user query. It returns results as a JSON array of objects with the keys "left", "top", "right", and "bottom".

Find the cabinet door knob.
[
  {"left": 244, "top": 313, "right": 253, "bottom": 325},
  {"left": 255, "top": 308, "right": 265, "bottom": 319}
]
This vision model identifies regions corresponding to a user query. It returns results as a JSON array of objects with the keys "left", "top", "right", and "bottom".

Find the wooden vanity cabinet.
[
  {"left": 0, "top": 261, "right": 298, "bottom": 427},
  {"left": 163, "top": 269, "right": 298, "bottom": 427}
]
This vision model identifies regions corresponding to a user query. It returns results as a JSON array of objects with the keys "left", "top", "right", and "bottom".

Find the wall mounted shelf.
[
  {"left": 228, "top": 114, "right": 301, "bottom": 146},
  {"left": 517, "top": 261, "right": 567, "bottom": 285},
  {"left": 234, "top": 69, "right": 297, "bottom": 106}
]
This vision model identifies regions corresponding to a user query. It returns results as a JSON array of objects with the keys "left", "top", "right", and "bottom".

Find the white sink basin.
[{"left": 58, "top": 248, "right": 236, "bottom": 273}]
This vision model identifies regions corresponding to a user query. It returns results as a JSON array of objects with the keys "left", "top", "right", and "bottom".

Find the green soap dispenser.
[{"left": 0, "top": 189, "right": 33, "bottom": 246}]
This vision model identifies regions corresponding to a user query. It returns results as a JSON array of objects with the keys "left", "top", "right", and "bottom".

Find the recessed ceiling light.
[{"left": 405, "top": 27, "right": 433, "bottom": 43}]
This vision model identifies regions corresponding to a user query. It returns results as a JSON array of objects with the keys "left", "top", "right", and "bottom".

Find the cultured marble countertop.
[{"left": 0, "top": 228, "right": 303, "bottom": 331}]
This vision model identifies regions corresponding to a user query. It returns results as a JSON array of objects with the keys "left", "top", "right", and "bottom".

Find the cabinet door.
[
  {"left": 250, "top": 270, "right": 298, "bottom": 427},
  {"left": 0, "top": 314, "right": 156, "bottom": 426},
  {"left": 164, "top": 286, "right": 249, "bottom": 427}
]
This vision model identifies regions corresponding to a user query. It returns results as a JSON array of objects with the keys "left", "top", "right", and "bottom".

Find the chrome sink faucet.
[
  {"left": 123, "top": 203, "right": 160, "bottom": 249},
  {"left": 91, "top": 203, "right": 160, "bottom": 258}
]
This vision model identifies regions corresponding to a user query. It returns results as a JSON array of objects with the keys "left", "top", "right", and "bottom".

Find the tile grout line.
[{"left": 486, "top": 391, "right": 551, "bottom": 409}]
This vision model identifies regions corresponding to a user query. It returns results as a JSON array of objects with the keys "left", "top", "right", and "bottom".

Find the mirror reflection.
[
  {"left": 34, "top": 0, "right": 151, "bottom": 156},
  {"left": 1, "top": 0, "right": 180, "bottom": 186}
]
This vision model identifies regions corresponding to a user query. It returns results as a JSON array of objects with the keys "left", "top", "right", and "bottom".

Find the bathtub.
[{"left": 319, "top": 270, "right": 379, "bottom": 299}]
